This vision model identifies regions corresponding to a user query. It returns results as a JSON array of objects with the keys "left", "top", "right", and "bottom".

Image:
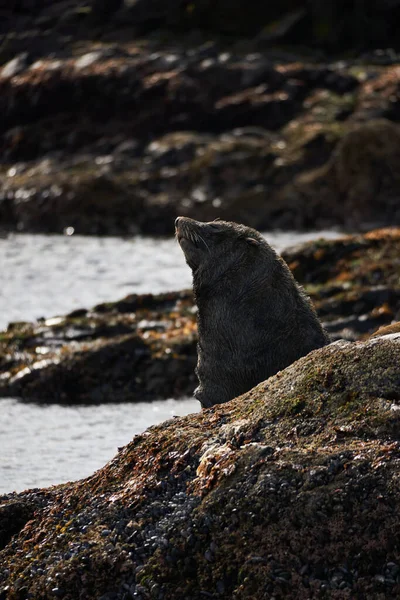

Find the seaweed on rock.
[{"left": 1, "top": 335, "right": 400, "bottom": 599}]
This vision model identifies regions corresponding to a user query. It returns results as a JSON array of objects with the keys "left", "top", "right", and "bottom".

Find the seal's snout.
[
  {"left": 175, "top": 216, "right": 195, "bottom": 232},
  {"left": 175, "top": 216, "right": 189, "bottom": 236},
  {"left": 175, "top": 217, "right": 205, "bottom": 260},
  {"left": 175, "top": 216, "right": 198, "bottom": 239},
  {"left": 175, "top": 216, "right": 186, "bottom": 239}
]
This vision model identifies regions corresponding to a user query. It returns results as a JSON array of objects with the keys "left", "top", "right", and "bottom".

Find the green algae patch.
[{"left": 237, "top": 338, "right": 400, "bottom": 444}]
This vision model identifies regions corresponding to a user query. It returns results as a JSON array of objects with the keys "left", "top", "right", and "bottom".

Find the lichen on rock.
[{"left": 1, "top": 335, "right": 400, "bottom": 599}]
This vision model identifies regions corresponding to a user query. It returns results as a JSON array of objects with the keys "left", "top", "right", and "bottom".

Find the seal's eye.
[
  {"left": 245, "top": 237, "right": 260, "bottom": 246},
  {"left": 208, "top": 223, "right": 220, "bottom": 230}
]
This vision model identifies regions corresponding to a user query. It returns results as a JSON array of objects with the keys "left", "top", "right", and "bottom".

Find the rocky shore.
[
  {"left": 1, "top": 228, "right": 399, "bottom": 403},
  {"left": 1, "top": 3, "right": 400, "bottom": 234},
  {"left": 1, "top": 332, "right": 400, "bottom": 599},
  {"left": 2, "top": 6, "right": 400, "bottom": 596}
]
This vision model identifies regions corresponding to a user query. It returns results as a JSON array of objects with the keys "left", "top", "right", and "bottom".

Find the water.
[
  {"left": 0, "top": 230, "right": 341, "bottom": 494},
  {"left": 0, "top": 231, "right": 341, "bottom": 330},
  {"left": 0, "top": 234, "right": 192, "bottom": 331},
  {"left": 0, "top": 397, "right": 199, "bottom": 494}
]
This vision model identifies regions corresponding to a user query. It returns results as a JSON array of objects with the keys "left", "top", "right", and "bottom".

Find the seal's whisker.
[{"left": 197, "top": 233, "right": 210, "bottom": 253}]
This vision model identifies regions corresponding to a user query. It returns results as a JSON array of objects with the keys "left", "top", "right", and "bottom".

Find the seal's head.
[{"left": 175, "top": 216, "right": 267, "bottom": 283}]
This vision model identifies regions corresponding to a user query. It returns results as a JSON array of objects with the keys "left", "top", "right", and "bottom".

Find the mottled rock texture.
[{"left": 1, "top": 334, "right": 400, "bottom": 599}]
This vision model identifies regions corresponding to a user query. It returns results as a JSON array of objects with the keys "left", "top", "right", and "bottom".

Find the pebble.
[
  {"left": 1, "top": 54, "right": 28, "bottom": 78},
  {"left": 75, "top": 51, "right": 105, "bottom": 70},
  {"left": 204, "top": 550, "right": 213, "bottom": 562},
  {"left": 101, "top": 529, "right": 111, "bottom": 537}
]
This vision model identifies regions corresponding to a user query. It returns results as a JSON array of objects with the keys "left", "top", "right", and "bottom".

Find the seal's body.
[{"left": 176, "top": 217, "right": 330, "bottom": 408}]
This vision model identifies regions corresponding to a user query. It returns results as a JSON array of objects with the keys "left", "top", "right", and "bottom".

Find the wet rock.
[
  {"left": 0, "top": 500, "right": 35, "bottom": 550},
  {"left": 1, "top": 53, "right": 29, "bottom": 79},
  {"left": 282, "top": 228, "right": 400, "bottom": 340},
  {"left": 355, "top": 64, "right": 400, "bottom": 122},
  {"left": 331, "top": 119, "right": 400, "bottom": 227},
  {"left": 1, "top": 335, "right": 400, "bottom": 598},
  {"left": 0, "top": 290, "right": 198, "bottom": 403}
]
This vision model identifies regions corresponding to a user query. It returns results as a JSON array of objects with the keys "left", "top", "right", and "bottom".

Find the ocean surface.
[{"left": 0, "top": 230, "right": 341, "bottom": 494}]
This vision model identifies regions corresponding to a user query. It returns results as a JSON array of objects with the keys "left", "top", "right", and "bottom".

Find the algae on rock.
[{"left": 1, "top": 335, "right": 400, "bottom": 599}]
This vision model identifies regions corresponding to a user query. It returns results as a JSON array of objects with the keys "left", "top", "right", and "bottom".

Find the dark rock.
[
  {"left": 0, "top": 491, "right": 52, "bottom": 551},
  {"left": 0, "top": 500, "right": 34, "bottom": 550},
  {"left": 1, "top": 335, "right": 400, "bottom": 598},
  {"left": 0, "top": 14, "right": 399, "bottom": 235},
  {"left": 0, "top": 290, "right": 198, "bottom": 403}
]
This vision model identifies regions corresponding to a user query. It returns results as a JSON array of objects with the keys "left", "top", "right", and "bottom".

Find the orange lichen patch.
[
  {"left": 370, "top": 303, "right": 394, "bottom": 318},
  {"left": 361, "top": 65, "right": 400, "bottom": 98},
  {"left": 275, "top": 62, "right": 306, "bottom": 74},
  {"left": 143, "top": 71, "right": 178, "bottom": 88},
  {"left": 192, "top": 442, "right": 237, "bottom": 494},
  {"left": 287, "top": 259, "right": 300, "bottom": 272},
  {"left": 371, "top": 322, "right": 400, "bottom": 337},
  {"left": 216, "top": 88, "right": 289, "bottom": 109},
  {"left": 364, "top": 228, "right": 400, "bottom": 240},
  {"left": 334, "top": 270, "right": 354, "bottom": 282}
]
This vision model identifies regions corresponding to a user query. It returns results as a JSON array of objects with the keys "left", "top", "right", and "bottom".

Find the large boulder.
[
  {"left": 1, "top": 334, "right": 400, "bottom": 598},
  {"left": 286, "top": 120, "right": 400, "bottom": 229}
]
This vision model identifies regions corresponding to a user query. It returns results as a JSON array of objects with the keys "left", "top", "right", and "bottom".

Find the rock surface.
[
  {"left": 1, "top": 333, "right": 400, "bottom": 599},
  {"left": 1, "top": 228, "right": 399, "bottom": 403},
  {"left": 0, "top": 291, "right": 198, "bottom": 403},
  {"left": 1, "top": 3, "right": 400, "bottom": 234}
]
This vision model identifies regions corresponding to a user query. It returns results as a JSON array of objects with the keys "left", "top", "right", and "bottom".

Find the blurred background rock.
[{"left": 1, "top": 0, "right": 400, "bottom": 235}]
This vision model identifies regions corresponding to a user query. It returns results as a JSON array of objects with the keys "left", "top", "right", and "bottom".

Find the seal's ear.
[{"left": 245, "top": 237, "right": 260, "bottom": 246}]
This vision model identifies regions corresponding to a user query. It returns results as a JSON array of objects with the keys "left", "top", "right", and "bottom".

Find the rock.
[
  {"left": 0, "top": 290, "right": 198, "bottom": 403},
  {"left": 282, "top": 228, "right": 400, "bottom": 340},
  {"left": 1, "top": 22, "right": 400, "bottom": 235},
  {"left": 1, "top": 334, "right": 400, "bottom": 598},
  {"left": 331, "top": 120, "right": 400, "bottom": 228},
  {"left": 1, "top": 53, "right": 29, "bottom": 79},
  {"left": 0, "top": 490, "right": 52, "bottom": 551}
]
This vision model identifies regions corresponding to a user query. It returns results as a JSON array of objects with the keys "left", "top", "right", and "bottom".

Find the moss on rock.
[{"left": 1, "top": 335, "right": 400, "bottom": 598}]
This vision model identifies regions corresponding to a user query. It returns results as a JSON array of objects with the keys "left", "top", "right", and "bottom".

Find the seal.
[{"left": 175, "top": 216, "right": 330, "bottom": 408}]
